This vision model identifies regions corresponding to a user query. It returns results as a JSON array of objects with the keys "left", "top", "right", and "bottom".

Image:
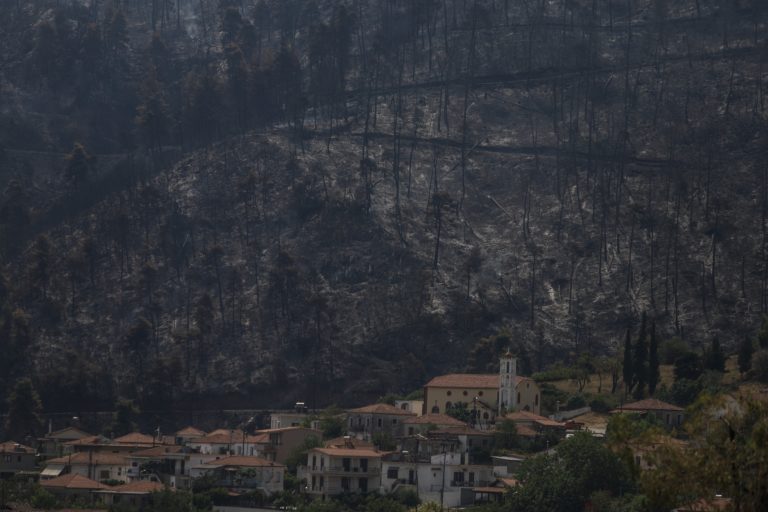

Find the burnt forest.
[{"left": 1, "top": 0, "right": 768, "bottom": 413}]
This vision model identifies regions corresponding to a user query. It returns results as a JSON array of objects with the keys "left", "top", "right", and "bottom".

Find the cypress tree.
[
  {"left": 705, "top": 337, "right": 726, "bottom": 373},
  {"left": 623, "top": 326, "right": 634, "bottom": 396},
  {"left": 738, "top": 336, "right": 754, "bottom": 375},
  {"left": 648, "top": 320, "right": 660, "bottom": 395},
  {"left": 633, "top": 311, "right": 648, "bottom": 399}
]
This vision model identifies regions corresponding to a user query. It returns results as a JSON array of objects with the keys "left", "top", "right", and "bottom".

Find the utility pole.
[{"left": 440, "top": 441, "right": 447, "bottom": 511}]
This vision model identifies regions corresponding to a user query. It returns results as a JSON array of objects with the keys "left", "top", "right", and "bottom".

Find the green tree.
[
  {"left": 648, "top": 321, "right": 660, "bottom": 396},
  {"left": 752, "top": 350, "right": 768, "bottom": 383},
  {"left": 674, "top": 352, "right": 703, "bottom": 382},
  {"left": 622, "top": 327, "right": 633, "bottom": 396},
  {"left": 704, "top": 337, "right": 726, "bottom": 373},
  {"left": 758, "top": 316, "right": 768, "bottom": 349},
  {"left": 738, "top": 336, "right": 754, "bottom": 375},
  {"left": 4, "top": 378, "right": 43, "bottom": 441},
  {"left": 110, "top": 398, "right": 140, "bottom": 437},
  {"left": 633, "top": 312, "right": 648, "bottom": 399}
]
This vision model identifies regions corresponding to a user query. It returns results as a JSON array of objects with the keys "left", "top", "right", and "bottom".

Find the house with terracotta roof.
[
  {"left": 380, "top": 450, "right": 495, "bottom": 508},
  {"left": 401, "top": 414, "right": 467, "bottom": 436},
  {"left": 94, "top": 480, "right": 167, "bottom": 507},
  {"left": 40, "top": 473, "right": 108, "bottom": 501},
  {"left": 0, "top": 441, "right": 37, "bottom": 478},
  {"left": 504, "top": 411, "right": 566, "bottom": 437},
  {"left": 174, "top": 426, "right": 206, "bottom": 445},
  {"left": 38, "top": 427, "right": 92, "bottom": 460},
  {"left": 346, "top": 403, "right": 416, "bottom": 440},
  {"left": 191, "top": 456, "right": 285, "bottom": 495},
  {"left": 42, "top": 452, "right": 130, "bottom": 483},
  {"left": 422, "top": 352, "right": 541, "bottom": 422},
  {"left": 253, "top": 427, "right": 323, "bottom": 464},
  {"left": 611, "top": 398, "right": 686, "bottom": 428},
  {"left": 304, "top": 446, "right": 386, "bottom": 498},
  {"left": 187, "top": 429, "right": 264, "bottom": 456},
  {"left": 125, "top": 444, "right": 193, "bottom": 489}
]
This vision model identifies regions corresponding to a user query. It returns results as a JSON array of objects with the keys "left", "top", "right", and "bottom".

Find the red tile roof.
[
  {"left": 46, "top": 452, "right": 128, "bottom": 466},
  {"left": 191, "top": 430, "right": 264, "bottom": 444},
  {"left": 614, "top": 398, "right": 684, "bottom": 413},
  {"left": 44, "top": 427, "right": 93, "bottom": 440},
  {"left": 347, "top": 403, "right": 417, "bottom": 416},
  {"left": 515, "top": 424, "right": 538, "bottom": 437},
  {"left": 113, "top": 432, "right": 156, "bottom": 445},
  {"left": 505, "top": 411, "right": 564, "bottom": 427},
  {"left": 128, "top": 445, "right": 185, "bottom": 458},
  {"left": 324, "top": 437, "right": 374, "bottom": 449},
  {"left": 0, "top": 441, "right": 35, "bottom": 454},
  {"left": 176, "top": 426, "right": 206, "bottom": 437},
  {"left": 203, "top": 456, "right": 285, "bottom": 468},
  {"left": 311, "top": 447, "right": 386, "bottom": 458},
  {"left": 64, "top": 435, "right": 111, "bottom": 446},
  {"left": 425, "top": 374, "right": 533, "bottom": 389},
  {"left": 41, "top": 473, "right": 108, "bottom": 490}
]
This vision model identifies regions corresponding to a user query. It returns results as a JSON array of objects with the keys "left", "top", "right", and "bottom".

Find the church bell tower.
[{"left": 499, "top": 349, "right": 517, "bottom": 414}]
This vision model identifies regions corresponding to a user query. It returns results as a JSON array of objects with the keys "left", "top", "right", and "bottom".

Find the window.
[
  {"left": 517, "top": 392, "right": 521, "bottom": 403},
  {"left": 342, "top": 477, "right": 350, "bottom": 491},
  {"left": 387, "top": 467, "right": 399, "bottom": 479},
  {"left": 377, "top": 418, "right": 382, "bottom": 427},
  {"left": 311, "top": 475, "right": 316, "bottom": 490},
  {"left": 343, "top": 458, "right": 351, "bottom": 472},
  {"left": 535, "top": 394, "right": 539, "bottom": 406},
  {"left": 446, "top": 390, "right": 452, "bottom": 396},
  {"left": 445, "top": 401, "right": 452, "bottom": 410},
  {"left": 100, "top": 470, "right": 110, "bottom": 480},
  {"left": 358, "top": 478, "right": 368, "bottom": 492},
  {"left": 483, "top": 412, "right": 489, "bottom": 420},
  {"left": 3, "top": 455, "right": 10, "bottom": 463},
  {"left": 506, "top": 362, "right": 510, "bottom": 372},
  {"left": 469, "top": 472, "right": 475, "bottom": 484},
  {"left": 312, "top": 455, "right": 316, "bottom": 469},
  {"left": 478, "top": 391, "right": 483, "bottom": 396},
  {"left": 408, "top": 427, "right": 414, "bottom": 435},
  {"left": 392, "top": 419, "right": 397, "bottom": 424},
  {"left": 453, "top": 472, "right": 464, "bottom": 484},
  {"left": 431, "top": 406, "right": 439, "bottom": 414},
  {"left": 360, "top": 459, "right": 368, "bottom": 472},
  {"left": 401, "top": 403, "right": 407, "bottom": 410},
  {"left": 463, "top": 390, "right": 468, "bottom": 396},
  {"left": 319, "top": 476, "right": 324, "bottom": 490}
]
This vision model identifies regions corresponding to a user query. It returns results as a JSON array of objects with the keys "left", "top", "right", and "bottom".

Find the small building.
[
  {"left": 40, "top": 473, "right": 107, "bottom": 502},
  {"left": 192, "top": 456, "right": 285, "bottom": 495},
  {"left": 304, "top": 446, "right": 385, "bottom": 498},
  {"left": 174, "top": 427, "right": 206, "bottom": 446},
  {"left": 187, "top": 429, "right": 263, "bottom": 456},
  {"left": 346, "top": 403, "right": 416, "bottom": 440},
  {"left": 38, "top": 427, "right": 92, "bottom": 460},
  {"left": 125, "top": 444, "right": 191, "bottom": 489},
  {"left": 94, "top": 480, "right": 167, "bottom": 508},
  {"left": 401, "top": 414, "right": 466, "bottom": 436},
  {"left": 504, "top": 411, "right": 566, "bottom": 437},
  {"left": 269, "top": 411, "right": 320, "bottom": 430},
  {"left": 611, "top": 399, "right": 685, "bottom": 428},
  {"left": 422, "top": 352, "right": 541, "bottom": 420},
  {"left": 252, "top": 427, "right": 323, "bottom": 464},
  {"left": 42, "top": 452, "right": 130, "bottom": 483},
  {"left": 0, "top": 441, "right": 37, "bottom": 478},
  {"left": 394, "top": 400, "right": 424, "bottom": 416}
]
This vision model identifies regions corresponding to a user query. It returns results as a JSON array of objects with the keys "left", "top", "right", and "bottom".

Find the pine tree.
[
  {"left": 622, "top": 326, "right": 633, "bottom": 396},
  {"left": 738, "top": 336, "right": 754, "bottom": 375},
  {"left": 648, "top": 320, "right": 660, "bottom": 395},
  {"left": 4, "top": 379, "right": 43, "bottom": 440},
  {"left": 633, "top": 311, "right": 648, "bottom": 399}
]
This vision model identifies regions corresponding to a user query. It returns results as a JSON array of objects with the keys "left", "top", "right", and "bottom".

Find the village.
[{"left": 0, "top": 350, "right": 711, "bottom": 512}]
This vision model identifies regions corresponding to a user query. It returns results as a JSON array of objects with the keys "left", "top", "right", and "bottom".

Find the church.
[{"left": 421, "top": 351, "right": 541, "bottom": 425}]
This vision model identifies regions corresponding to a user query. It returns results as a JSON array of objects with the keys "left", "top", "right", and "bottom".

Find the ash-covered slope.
[{"left": 2, "top": 0, "right": 768, "bottom": 412}]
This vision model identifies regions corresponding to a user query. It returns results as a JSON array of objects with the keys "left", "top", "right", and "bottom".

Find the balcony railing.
[{"left": 308, "top": 466, "right": 380, "bottom": 476}]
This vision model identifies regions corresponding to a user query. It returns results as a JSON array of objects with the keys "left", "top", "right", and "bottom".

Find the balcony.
[{"left": 309, "top": 465, "right": 380, "bottom": 476}]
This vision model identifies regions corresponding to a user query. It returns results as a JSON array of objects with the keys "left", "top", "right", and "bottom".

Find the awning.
[{"left": 40, "top": 466, "right": 65, "bottom": 477}]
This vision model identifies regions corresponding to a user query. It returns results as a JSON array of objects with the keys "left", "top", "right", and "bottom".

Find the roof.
[
  {"left": 515, "top": 424, "right": 538, "bottom": 437},
  {"left": 99, "top": 480, "right": 166, "bottom": 494},
  {"left": 203, "top": 456, "right": 285, "bottom": 468},
  {"left": 0, "top": 441, "right": 35, "bottom": 454},
  {"left": 191, "top": 430, "right": 264, "bottom": 444},
  {"left": 401, "top": 414, "right": 466, "bottom": 426},
  {"left": 44, "top": 427, "right": 93, "bottom": 440},
  {"left": 40, "top": 473, "right": 108, "bottom": 490},
  {"left": 113, "top": 432, "right": 156, "bottom": 444},
  {"left": 176, "top": 426, "right": 206, "bottom": 437},
  {"left": 425, "top": 374, "right": 499, "bottom": 389},
  {"left": 347, "top": 403, "right": 417, "bottom": 416},
  {"left": 427, "top": 427, "right": 493, "bottom": 437},
  {"left": 311, "top": 447, "right": 386, "bottom": 458},
  {"left": 613, "top": 399, "right": 684, "bottom": 413},
  {"left": 425, "top": 374, "right": 534, "bottom": 389},
  {"left": 128, "top": 445, "right": 185, "bottom": 458},
  {"left": 324, "top": 437, "right": 374, "bottom": 449},
  {"left": 46, "top": 452, "right": 128, "bottom": 466},
  {"left": 64, "top": 435, "right": 111, "bottom": 446},
  {"left": 472, "top": 486, "right": 506, "bottom": 494},
  {"left": 505, "top": 411, "right": 565, "bottom": 427},
  {"left": 255, "top": 426, "right": 323, "bottom": 434}
]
